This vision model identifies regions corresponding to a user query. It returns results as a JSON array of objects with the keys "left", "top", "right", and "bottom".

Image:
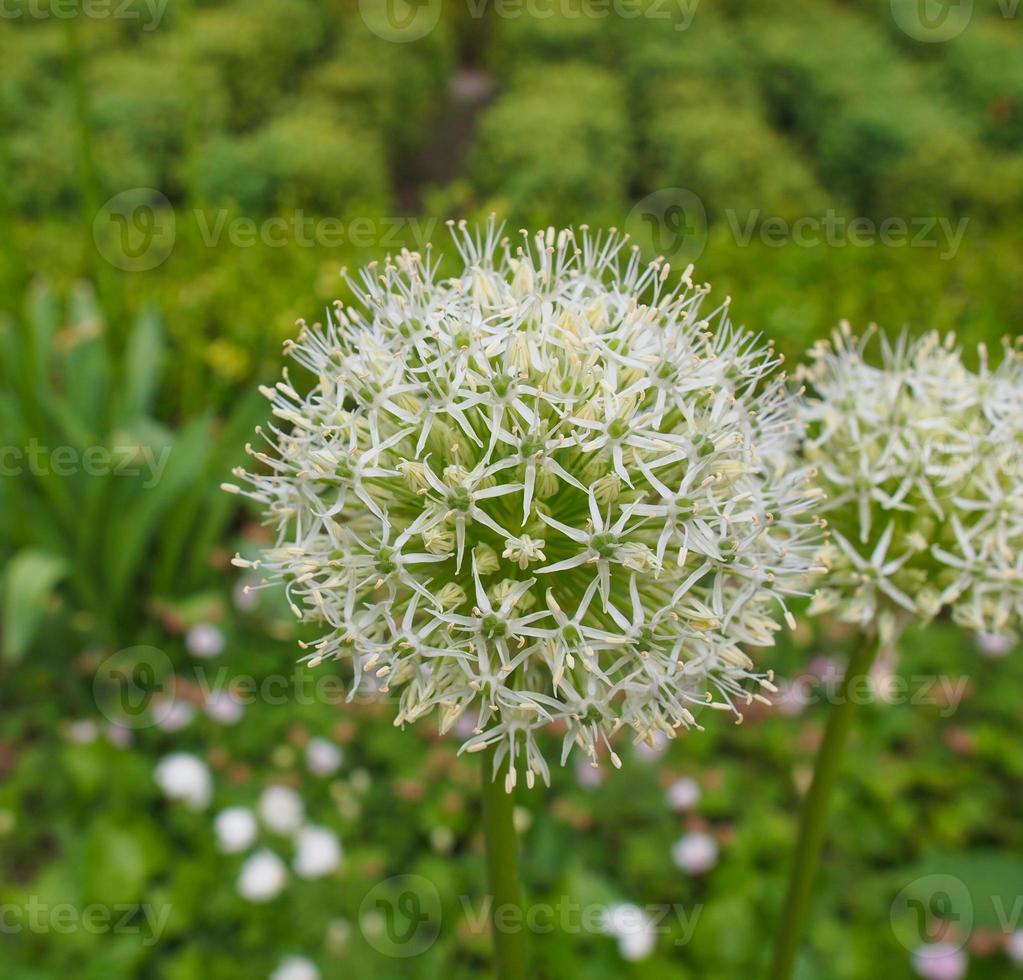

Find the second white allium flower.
[
  {"left": 799, "top": 324, "right": 1023, "bottom": 643},
  {"left": 229, "top": 222, "right": 823, "bottom": 788}
]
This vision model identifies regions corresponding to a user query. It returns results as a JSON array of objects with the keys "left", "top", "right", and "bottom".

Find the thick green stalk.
[
  {"left": 481, "top": 747, "right": 527, "bottom": 980},
  {"left": 768, "top": 634, "right": 879, "bottom": 980}
]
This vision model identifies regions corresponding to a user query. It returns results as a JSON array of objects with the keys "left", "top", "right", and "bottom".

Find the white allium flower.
[
  {"left": 671, "top": 831, "right": 718, "bottom": 874},
  {"left": 306, "top": 737, "right": 343, "bottom": 776},
  {"left": 238, "top": 848, "right": 288, "bottom": 902},
  {"left": 186, "top": 622, "right": 225, "bottom": 658},
  {"left": 293, "top": 825, "right": 343, "bottom": 878},
  {"left": 800, "top": 325, "right": 1023, "bottom": 642},
  {"left": 269, "top": 957, "right": 320, "bottom": 980},
  {"left": 258, "top": 785, "right": 305, "bottom": 835},
  {"left": 215, "top": 806, "right": 259, "bottom": 853},
  {"left": 229, "top": 222, "right": 823, "bottom": 789},
  {"left": 154, "top": 752, "right": 212, "bottom": 810},
  {"left": 601, "top": 902, "right": 657, "bottom": 961},
  {"left": 665, "top": 776, "right": 701, "bottom": 811}
]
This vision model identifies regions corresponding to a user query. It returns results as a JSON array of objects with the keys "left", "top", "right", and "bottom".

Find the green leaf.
[
  {"left": 123, "top": 305, "right": 166, "bottom": 420},
  {"left": 104, "top": 416, "right": 213, "bottom": 605},
  {"left": 84, "top": 818, "right": 157, "bottom": 906},
  {"left": 2, "top": 549, "right": 67, "bottom": 661}
]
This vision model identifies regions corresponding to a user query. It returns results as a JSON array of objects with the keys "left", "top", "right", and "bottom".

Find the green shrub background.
[{"left": 0, "top": 1, "right": 1021, "bottom": 978}]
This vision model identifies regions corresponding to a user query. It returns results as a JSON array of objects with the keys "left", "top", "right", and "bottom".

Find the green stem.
[
  {"left": 481, "top": 747, "right": 527, "bottom": 980},
  {"left": 768, "top": 634, "right": 880, "bottom": 980}
]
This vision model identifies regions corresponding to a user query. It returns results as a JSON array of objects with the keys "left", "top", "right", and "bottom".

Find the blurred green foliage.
[{"left": 0, "top": 0, "right": 1022, "bottom": 977}]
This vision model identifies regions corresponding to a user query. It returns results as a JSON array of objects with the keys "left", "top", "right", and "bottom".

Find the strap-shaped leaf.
[{"left": 2, "top": 548, "right": 67, "bottom": 661}]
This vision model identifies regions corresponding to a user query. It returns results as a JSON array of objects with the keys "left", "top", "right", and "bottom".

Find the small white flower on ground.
[
  {"left": 976, "top": 633, "right": 1013, "bottom": 658},
  {"left": 238, "top": 849, "right": 287, "bottom": 902},
  {"left": 325, "top": 918, "right": 352, "bottom": 955},
  {"left": 204, "top": 690, "right": 244, "bottom": 725},
  {"left": 293, "top": 825, "right": 342, "bottom": 879},
  {"left": 155, "top": 753, "right": 212, "bottom": 810},
  {"left": 634, "top": 731, "right": 669, "bottom": 762},
  {"left": 233, "top": 577, "right": 260, "bottom": 613},
  {"left": 671, "top": 832, "right": 718, "bottom": 875},
  {"left": 911, "top": 943, "right": 968, "bottom": 980},
  {"left": 186, "top": 622, "right": 225, "bottom": 658},
  {"left": 305, "top": 737, "right": 343, "bottom": 776},
  {"left": 574, "top": 756, "right": 604, "bottom": 789},
  {"left": 269, "top": 955, "right": 320, "bottom": 980},
  {"left": 259, "top": 785, "right": 304, "bottom": 835},
  {"left": 215, "top": 806, "right": 258, "bottom": 854},
  {"left": 105, "top": 723, "right": 133, "bottom": 748},
  {"left": 155, "top": 697, "right": 195, "bottom": 733},
  {"left": 67, "top": 719, "right": 98, "bottom": 744},
  {"left": 430, "top": 826, "right": 455, "bottom": 854},
  {"left": 602, "top": 903, "right": 657, "bottom": 962},
  {"left": 774, "top": 679, "right": 808, "bottom": 716},
  {"left": 1006, "top": 930, "right": 1023, "bottom": 965},
  {"left": 666, "top": 777, "right": 701, "bottom": 811}
]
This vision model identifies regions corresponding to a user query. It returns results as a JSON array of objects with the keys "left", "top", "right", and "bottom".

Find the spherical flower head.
[
  {"left": 229, "top": 221, "right": 823, "bottom": 788},
  {"left": 799, "top": 324, "right": 1023, "bottom": 643}
]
